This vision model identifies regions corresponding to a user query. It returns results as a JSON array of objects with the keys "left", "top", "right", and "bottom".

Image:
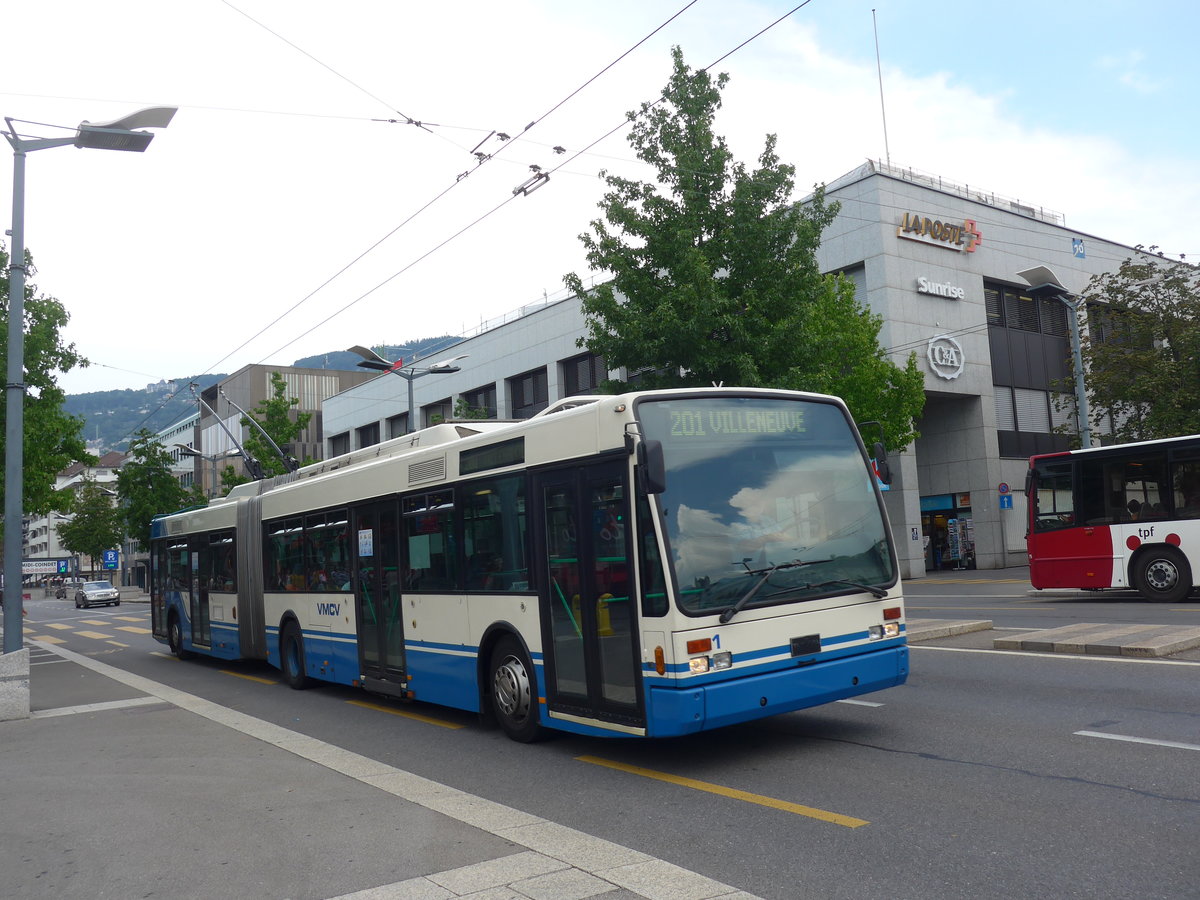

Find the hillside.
[{"left": 64, "top": 337, "right": 461, "bottom": 453}]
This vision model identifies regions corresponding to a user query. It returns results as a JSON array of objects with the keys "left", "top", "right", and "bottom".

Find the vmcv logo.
[{"left": 317, "top": 602, "right": 342, "bottom": 616}]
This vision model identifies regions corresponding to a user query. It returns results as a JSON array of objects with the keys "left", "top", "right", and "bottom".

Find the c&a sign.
[{"left": 897, "top": 212, "right": 982, "bottom": 253}]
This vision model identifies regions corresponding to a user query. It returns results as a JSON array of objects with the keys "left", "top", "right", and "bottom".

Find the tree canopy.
[
  {"left": 0, "top": 244, "right": 91, "bottom": 516},
  {"left": 117, "top": 430, "right": 199, "bottom": 550},
  {"left": 1078, "top": 250, "right": 1200, "bottom": 442},
  {"left": 563, "top": 47, "right": 925, "bottom": 451},
  {"left": 56, "top": 477, "right": 123, "bottom": 571},
  {"left": 220, "top": 372, "right": 313, "bottom": 493}
]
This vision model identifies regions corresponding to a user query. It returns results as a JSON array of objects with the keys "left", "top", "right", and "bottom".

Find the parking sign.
[{"left": 102, "top": 550, "right": 119, "bottom": 570}]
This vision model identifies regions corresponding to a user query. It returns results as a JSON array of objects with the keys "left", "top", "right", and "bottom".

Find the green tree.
[
  {"left": 1078, "top": 250, "right": 1200, "bottom": 442},
  {"left": 116, "top": 430, "right": 199, "bottom": 550},
  {"left": 57, "top": 477, "right": 123, "bottom": 574},
  {"left": 563, "top": 47, "right": 924, "bottom": 450},
  {"left": 220, "top": 372, "right": 313, "bottom": 492},
  {"left": 0, "top": 244, "right": 92, "bottom": 518}
]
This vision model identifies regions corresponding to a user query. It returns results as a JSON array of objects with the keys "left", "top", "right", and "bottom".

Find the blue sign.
[
  {"left": 999, "top": 495, "right": 1014, "bottom": 510},
  {"left": 1072, "top": 238, "right": 1085, "bottom": 259},
  {"left": 102, "top": 549, "right": 119, "bottom": 570}
]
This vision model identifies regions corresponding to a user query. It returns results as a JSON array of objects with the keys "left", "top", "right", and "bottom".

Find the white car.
[{"left": 76, "top": 580, "right": 120, "bottom": 608}]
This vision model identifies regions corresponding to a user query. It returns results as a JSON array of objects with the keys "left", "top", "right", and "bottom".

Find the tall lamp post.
[
  {"left": 175, "top": 445, "right": 238, "bottom": 499},
  {"left": 1017, "top": 265, "right": 1094, "bottom": 449},
  {"left": 347, "top": 346, "right": 467, "bottom": 434},
  {"left": 3, "top": 107, "right": 176, "bottom": 655}
]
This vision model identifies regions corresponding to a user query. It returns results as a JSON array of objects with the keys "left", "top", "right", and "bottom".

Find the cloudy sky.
[{"left": 3, "top": 1, "right": 1196, "bottom": 396}]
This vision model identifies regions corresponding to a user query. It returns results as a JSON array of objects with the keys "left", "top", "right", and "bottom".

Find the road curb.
[{"left": 906, "top": 618, "right": 993, "bottom": 642}]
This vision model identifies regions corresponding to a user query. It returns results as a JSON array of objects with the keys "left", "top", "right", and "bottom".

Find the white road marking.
[
  {"left": 1074, "top": 730, "right": 1200, "bottom": 753},
  {"left": 911, "top": 644, "right": 1200, "bottom": 666},
  {"left": 32, "top": 696, "right": 165, "bottom": 718}
]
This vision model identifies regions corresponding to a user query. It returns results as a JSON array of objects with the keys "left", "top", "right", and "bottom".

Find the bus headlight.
[
  {"left": 869, "top": 623, "right": 901, "bottom": 640},
  {"left": 712, "top": 651, "right": 733, "bottom": 670},
  {"left": 689, "top": 656, "right": 710, "bottom": 673}
]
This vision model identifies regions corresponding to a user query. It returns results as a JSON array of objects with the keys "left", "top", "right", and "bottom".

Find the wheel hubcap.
[
  {"left": 1145, "top": 559, "right": 1179, "bottom": 592},
  {"left": 494, "top": 655, "right": 531, "bottom": 720}
]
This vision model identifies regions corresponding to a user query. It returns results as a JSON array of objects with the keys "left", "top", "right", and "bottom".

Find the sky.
[{"left": 2, "top": 0, "right": 1197, "bottom": 397}]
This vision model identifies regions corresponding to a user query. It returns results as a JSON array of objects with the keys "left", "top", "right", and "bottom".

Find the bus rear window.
[{"left": 1032, "top": 460, "right": 1074, "bottom": 531}]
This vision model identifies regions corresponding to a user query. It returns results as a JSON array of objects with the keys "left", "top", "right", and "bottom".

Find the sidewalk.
[{"left": 0, "top": 638, "right": 757, "bottom": 900}]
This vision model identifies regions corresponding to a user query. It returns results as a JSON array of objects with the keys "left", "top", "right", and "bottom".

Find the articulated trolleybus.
[
  {"left": 1026, "top": 433, "right": 1200, "bottom": 602},
  {"left": 151, "top": 388, "right": 908, "bottom": 741}
]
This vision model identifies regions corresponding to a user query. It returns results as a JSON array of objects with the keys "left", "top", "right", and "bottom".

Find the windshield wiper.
[
  {"left": 776, "top": 578, "right": 888, "bottom": 600},
  {"left": 719, "top": 559, "right": 818, "bottom": 624}
]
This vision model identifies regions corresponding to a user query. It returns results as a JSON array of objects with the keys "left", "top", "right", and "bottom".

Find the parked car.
[
  {"left": 76, "top": 580, "right": 120, "bottom": 608},
  {"left": 55, "top": 580, "right": 84, "bottom": 600}
]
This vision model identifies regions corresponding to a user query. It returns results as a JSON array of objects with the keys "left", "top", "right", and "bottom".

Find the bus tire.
[
  {"left": 281, "top": 621, "right": 311, "bottom": 690},
  {"left": 1133, "top": 547, "right": 1192, "bottom": 603},
  {"left": 488, "top": 636, "right": 546, "bottom": 743},
  {"left": 168, "top": 612, "right": 192, "bottom": 660}
]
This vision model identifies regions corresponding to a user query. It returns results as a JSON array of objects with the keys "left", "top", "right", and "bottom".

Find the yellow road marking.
[
  {"left": 107, "top": 641, "right": 129, "bottom": 648},
  {"left": 27, "top": 635, "right": 65, "bottom": 644},
  {"left": 576, "top": 756, "right": 869, "bottom": 828},
  {"left": 116, "top": 616, "right": 144, "bottom": 623},
  {"left": 81, "top": 620, "right": 108, "bottom": 626},
  {"left": 116, "top": 626, "right": 152, "bottom": 634},
  {"left": 346, "top": 699, "right": 464, "bottom": 729},
  {"left": 45, "top": 623, "right": 72, "bottom": 630},
  {"left": 76, "top": 630, "right": 112, "bottom": 640},
  {"left": 150, "top": 651, "right": 177, "bottom": 660},
  {"left": 220, "top": 669, "right": 278, "bottom": 685}
]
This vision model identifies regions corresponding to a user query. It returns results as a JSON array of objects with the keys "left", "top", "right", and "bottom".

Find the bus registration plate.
[{"left": 790, "top": 634, "right": 821, "bottom": 656}]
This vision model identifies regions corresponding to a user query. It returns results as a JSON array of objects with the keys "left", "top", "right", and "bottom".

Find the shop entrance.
[{"left": 921, "top": 493, "right": 975, "bottom": 571}]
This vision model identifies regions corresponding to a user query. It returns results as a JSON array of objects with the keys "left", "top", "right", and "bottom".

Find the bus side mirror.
[
  {"left": 872, "top": 441, "right": 892, "bottom": 486},
  {"left": 637, "top": 439, "right": 666, "bottom": 494}
]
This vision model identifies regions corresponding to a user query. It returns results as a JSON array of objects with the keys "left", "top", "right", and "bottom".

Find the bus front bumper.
[{"left": 645, "top": 643, "right": 908, "bottom": 737}]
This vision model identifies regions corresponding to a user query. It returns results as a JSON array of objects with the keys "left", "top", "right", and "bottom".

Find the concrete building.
[
  {"left": 321, "top": 160, "right": 1167, "bottom": 578},
  {"left": 23, "top": 451, "right": 125, "bottom": 580},
  {"left": 194, "top": 364, "right": 377, "bottom": 495}
]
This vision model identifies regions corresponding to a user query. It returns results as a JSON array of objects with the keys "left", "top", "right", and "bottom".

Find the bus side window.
[
  {"left": 1173, "top": 460, "right": 1200, "bottom": 519},
  {"left": 1033, "top": 461, "right": 1074, "bottom": 531}
]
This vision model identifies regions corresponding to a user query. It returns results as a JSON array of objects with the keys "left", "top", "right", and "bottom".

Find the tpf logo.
[{"left": 927, "top": 335, "right": 964, "bottom": 380}]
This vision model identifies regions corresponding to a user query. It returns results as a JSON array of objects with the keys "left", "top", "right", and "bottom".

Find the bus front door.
[
  {"left": 354, "top": 501, "right": 407, "bottom": 697},
  {"left": 535, "top": 461, "right": 644, "bottom": 730}
]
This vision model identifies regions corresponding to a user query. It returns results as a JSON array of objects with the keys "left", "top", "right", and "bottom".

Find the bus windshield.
[{"left": 637, "top": 395, "right": 894, "bottom": 615}]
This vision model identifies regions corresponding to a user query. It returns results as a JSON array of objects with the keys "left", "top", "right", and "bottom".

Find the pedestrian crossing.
[{"left": 22, "top": 614, "right": 151, "bottom": 647}]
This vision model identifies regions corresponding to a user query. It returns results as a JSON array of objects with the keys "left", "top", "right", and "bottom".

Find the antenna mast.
[{"left": 872, "top": 8, "right": 892, "bottom": 167}]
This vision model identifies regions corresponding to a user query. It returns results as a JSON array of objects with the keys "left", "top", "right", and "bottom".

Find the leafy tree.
[
  {"left": 563, "top": 47, "right": 924, "bottom": 450},
  {"left": 57, "top": 477, "right": 123, "bottom": 574},
  {"left": 116, "top": 430, "right": 200, "bottom": 550},
  {"left": 0, "top": 244, "right": 92, "bottom": 518},
  {"left": 1078, "top": 250, "right": 1200, "bottom": 442},
  {"left": 453, "top": 397, "right": 489, "bottom": 420},
  {"left": 220, "top": 372, "right": 312, "bottom": 492}
]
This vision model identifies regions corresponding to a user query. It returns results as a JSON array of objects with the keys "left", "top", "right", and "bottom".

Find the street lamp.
[
  {"left": 347, "top": 346, "right": 467, "bottom": 434},
  {"left": 175, "top": 445, "right": 238, "bottom": 499},
  {"left": 2, "top": 107, "right": 176, "bottom": 655},
  {"left": 1017, "top": 266, "right": 1093, "bottom": 449}
]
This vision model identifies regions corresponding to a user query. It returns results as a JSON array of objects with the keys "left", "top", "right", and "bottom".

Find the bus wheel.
[
  {"left": 168, "top": 613, "right": 192, "bottom": 660},
  {"left": 489, "top": 636, "right": 545, "bottom": 743},
  {"left": 281, "top": 621, "right": 311, "bottom": 690},
  {"left": 1134, "top": 548, "right": 1192, "bottom": 603}
]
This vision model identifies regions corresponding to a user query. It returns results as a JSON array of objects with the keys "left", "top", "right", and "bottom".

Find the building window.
[
  {"left": 461, "top": 383, "right": 497, "bottom": 418},
  {"left": 356, "top": 421, "right": 380, "bottom": 449},
  {"left": 386, "top": 413, "right": 408, "bottom": 438},
  {"left": 507, "top": 368, "right": 548, "bottom": 419},
  {"left": 422, "top": 397, "right": 452, "bottom": 428},
  {"left": 330, "top": 432, "right": 350, "bottom": 456},
  {"left": 993, "top": 386, "right": 1015, "bottom": 431},
  {"left": 985, "top": 287, "right": 1003, "bottom": 325},
  {"left": 1014, "top": 387, "right": 1051, "bottom": 433},
  {"left": 1039, "top": 297, "right": 1069, "bottom": 337},
  {"left": 560, "top": 352, "right": 607, "bottom": 396},
  {"left": 1005, "top": 291, "right": 1040, "bottom": 332}
]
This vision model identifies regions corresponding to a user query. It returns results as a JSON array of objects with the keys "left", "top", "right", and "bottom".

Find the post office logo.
[{"left": 898, "top": 213, "right": 983, "bottom": 253}]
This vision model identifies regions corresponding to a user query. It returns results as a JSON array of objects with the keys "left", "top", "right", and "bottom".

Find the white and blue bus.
[{"left": 150, "top": 388, "right": 908, "bottom": 741}]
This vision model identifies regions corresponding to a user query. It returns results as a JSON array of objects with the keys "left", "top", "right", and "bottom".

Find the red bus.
[{"left": 1026, "top": 434, "right": 1200, "bottom": 602}]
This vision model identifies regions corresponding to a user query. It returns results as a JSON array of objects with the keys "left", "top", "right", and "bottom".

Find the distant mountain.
[{"left": 64, "top": 336, "right": 463, "bottom": 452}]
